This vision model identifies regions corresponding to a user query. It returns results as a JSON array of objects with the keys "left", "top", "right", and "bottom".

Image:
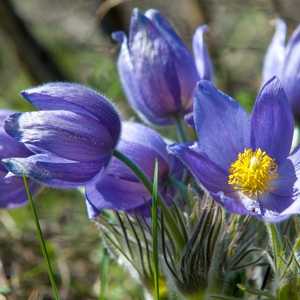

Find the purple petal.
[
  {"left": 121, "top": 122, "right": 169, "bottom": 165},
  {"left": 211, "top": 192, "right": 249, "bottom": 215},
  {"left": 0, "top": 169, "right": 39, "bottom": 209},
  {"left": 270, "top": 158, "right": 296, "bottom": 197},
  {"left": 0, "top": 110, "right": 32, "bottom": 159},
  {"left": 2, "top": 153, "right": 106, "bottom": 188},
  {"left": 86, "top": 196, "right": 154, "bottom": 219},
  {"left": 144, "top": 9, "right": 187, "bottom": 51},
  {"left": 281, "top": 23, "right": 300, "bottom": 116},
  {"left": 128, "top": 10, "right": 183, "bottom": 119},
  {"left": 113, "top": 142, "right": 169, "bottom": 181},
  {"left": 194, "top": 80, "right": 250, "bottom": 170},
  {"left": 5, "top": 111, "right": 114, "bottom": 162},
  {"left": 113, "top": 31, "right": 169, "bottom": 125},
  {"left": 241, "top": 150, "right": 300, "bottom": 222},
  {"left": 168, "top": 142, "right": 250, "bottom": 214},
  {"left": 193, "top": 25, "right": 214, "bottom": 80},
  {"left": 258, "top": 159, "right": 295, "bottom": 214},
  {"left": 21, "top": 82, "right": 121, "bottom": 142},
  {"left": 145, "top": 9, "right": 199, "bottom": 108},
  {"left": 104, "top": 123, "right": 170, "bottom": 183},
  {"left": 168, "top": 143, "right": 231, "bottom": 193},
  {"left": 277, "top": 199, "right": 300, "bottom": 220},
  {"left": 114, "top": 9, "right": 198, "bottom": 125},
  {"left": 251, "top": 77, "right": 293, "bottom": 163},
  {"left": 85, "top": 173, "right": 150, "bottom": 215},
  {"left": 0, "top": 110, "right": 15, "bottom": 121},
  {"left": 85, "top": 121, "right": 173, "bottom": 217},
  {"left": 262, "top": 19, "right": 286, "bottom": 83},
  {"left": 272, "top": 146, "right": 300, "bottom": 218}
]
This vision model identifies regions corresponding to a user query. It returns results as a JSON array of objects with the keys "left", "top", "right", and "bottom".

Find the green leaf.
[
  {"left": 266, "top": 223, "right": 284, "bottom": 272},
  {"left": 99, "top": 247, "right": 110, "bottom": 300}
]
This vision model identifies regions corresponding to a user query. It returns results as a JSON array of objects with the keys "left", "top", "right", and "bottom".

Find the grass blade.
[
  {"left": 99, "top": 247, "right": 109, "bottom": 300},
  {"left": 22, "top": 176, "right": 60, "bottom": 300}
]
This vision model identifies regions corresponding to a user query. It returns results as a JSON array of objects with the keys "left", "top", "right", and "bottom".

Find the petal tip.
[
  {"left": 167, "top": 143, "right": 189, "bottom": 156},
  {"left": 260, "top": 75, "right": 284, "bottom": 97},
  {"left": 132, "top": 7, "right": 142, "bottom": 20},
  {"left": 1, "top": 158, "right": 16, "bottom": 174},
  {"left": 197, "top": 79, "right": 214, "bottom": 94},
  {"left": 4, "top": 112, "right": 21, "bottom": 137},
  {"left": 196, "top": 24, "right": 208, "bottom": 34},
  {"left": 144, "top": 8, "right": 160, "bottom": 19},
  {"left": 112, "top": 31, "right": 126, "bottom": 43},
  {"left": 275, "top": 18, "right": 287, "bottom": 32},
  {"left": 20, "top": 89, "right": 32, "bottom": 102}
]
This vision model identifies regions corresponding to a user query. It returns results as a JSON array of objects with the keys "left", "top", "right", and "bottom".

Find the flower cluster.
[
  {"left": 2, "top": 8, "right": 300, "bottom": 299},
  {"left": 4, "top": 11, "right": 298, "bottom": 223}
]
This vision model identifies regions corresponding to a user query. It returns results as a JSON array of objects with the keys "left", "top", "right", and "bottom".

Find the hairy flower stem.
[
  {"left": 112, "top": 149, "right": 186, "bottom": 255},
  {"left": 22, "top": 176, "right": 60, "bottom": 300}
]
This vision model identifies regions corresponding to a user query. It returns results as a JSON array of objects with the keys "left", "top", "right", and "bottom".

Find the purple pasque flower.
[
  {"left": 113, "top": 8, "right": 213, "bottom": 125},
  {"left": 262, "top": 19, "right": 300, "bottom": 118},
  {"left": 2, "top": 83, "right": 121, "bottom": 188},
  {"left": 0, "top": 110, "right": 39, "bottom": 208},
  {"left": 85, "top": 122, "right": 180, "bottom": 218},
  {"left": 168, "top": 77, "right": 300, "bottom": 223}
]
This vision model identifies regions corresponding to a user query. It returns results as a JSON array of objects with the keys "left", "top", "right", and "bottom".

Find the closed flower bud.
[{"left": 3, "top": 83, "right": 121, "bottom": 188}]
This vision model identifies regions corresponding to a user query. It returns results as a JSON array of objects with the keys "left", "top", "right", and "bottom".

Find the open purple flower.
[
  {"left": 262, "top": 19, "right": 300, "bottom": 118},
  {"left": 2, "top": 83, "right": 121, "bottom": 188},
  {"left": 85, "top": 122, "right": 180, "bottom": 218},
  {"left": 0, "top": 110, "right": 39, "bottom": 208},
  {"left": 113, "top": 8, "right": 213, "bottom": 125},
  {"left": 168, "top": 77, "right": 300, "bottom": 222}
]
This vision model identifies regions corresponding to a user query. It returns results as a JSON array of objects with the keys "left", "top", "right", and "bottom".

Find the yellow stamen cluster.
[{"left": 228, "top": 148, "right": 278, "bottom": 198}]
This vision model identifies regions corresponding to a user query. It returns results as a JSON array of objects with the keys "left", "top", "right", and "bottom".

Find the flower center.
[{"left": 228, "top": 148, "right": 278, "bottom": 198}]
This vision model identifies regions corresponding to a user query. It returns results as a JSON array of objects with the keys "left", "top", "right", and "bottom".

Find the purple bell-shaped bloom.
[
  {"left": 85, "top": 122, "right": 180, "bottom": 218},
  {"left": 0, "top": 110, "right": 39, "bottom": 208},
  {"left": 113, "top": 8, "right": 213, "bottom": 125},
  {"left": 262, "top": 19, "right": 300, "bottom": 118},
  {"left": 3, "top": 83, "right": 121, "bottom": 188},
  {"left": 169, "top": 77, "right": 300, "bottom": 223}
]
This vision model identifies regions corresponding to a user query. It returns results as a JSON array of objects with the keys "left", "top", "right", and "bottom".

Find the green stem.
[
  {"left": 152, "top": 160, "right": 160, "bottom": 300},
  {"left": 174, "top": 116, "right": 191, "bottom": 206},
  {"left": 112, "top": 149, "right": 185, "bottom": 254},
  {"left": 174, "top": 116, "right": 188, "bottom": 142},
  {"left": 22, "top": 176, "right": 60, "bottom": 300}
]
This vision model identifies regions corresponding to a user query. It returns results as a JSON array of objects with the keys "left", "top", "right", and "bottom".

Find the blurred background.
[{"left": 0, "top": 0, "right": 299, "bottom": 299}]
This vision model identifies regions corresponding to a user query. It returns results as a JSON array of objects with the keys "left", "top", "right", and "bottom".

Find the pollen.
[{"left": 228, "top": 148, "right": 278, "bottom": 198}]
